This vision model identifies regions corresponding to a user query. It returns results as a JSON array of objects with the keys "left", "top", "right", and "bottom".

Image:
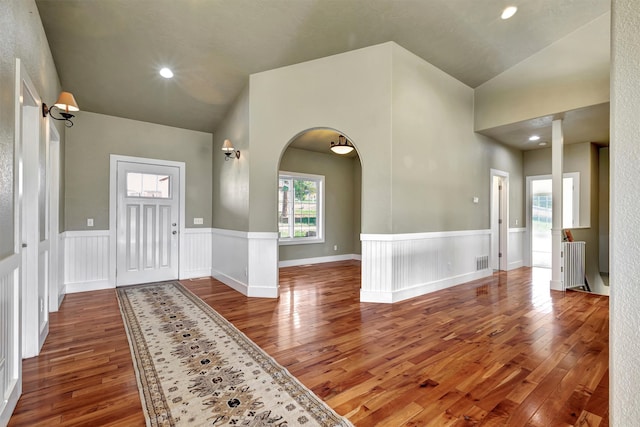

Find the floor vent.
[{"left": 476, "top": 255, "right": 489, "bottom": 271}]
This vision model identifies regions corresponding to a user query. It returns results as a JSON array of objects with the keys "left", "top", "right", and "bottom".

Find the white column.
[{"left": 550, "top": 119, "right": 564, "bottom": 291}]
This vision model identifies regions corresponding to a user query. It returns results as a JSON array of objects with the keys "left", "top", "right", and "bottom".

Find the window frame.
[{"left": 278, "top": 171, "right": 325, "bottom": 245}]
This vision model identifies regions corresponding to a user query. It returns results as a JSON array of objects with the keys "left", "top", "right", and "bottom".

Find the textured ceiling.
[{"left": 36, "top": 0, "right": 610, "bottom": 141}]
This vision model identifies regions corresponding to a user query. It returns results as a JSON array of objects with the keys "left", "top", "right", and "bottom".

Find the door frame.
[
  {"left": 16, "top": 58, "right": 49, "bottom": 358},
  {"left": 109, "top": 155, "right": 186, "bottom": 286},
  {"left": 490, "top": 169, "right": 509, "bottom": 271},
  {"left": 526, "top": 173, "right": 581, "bottom": 267},
  {"left": 47, "top": 120, "right": 62, "bottom": 311}
]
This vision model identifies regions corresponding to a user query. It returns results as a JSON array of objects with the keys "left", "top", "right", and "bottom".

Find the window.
[
  {"left": 278, "top": 172, "right": 324, "bottom": 244},
  {"left": 126, "top": 172, "right": 171, "bottom": 198}
]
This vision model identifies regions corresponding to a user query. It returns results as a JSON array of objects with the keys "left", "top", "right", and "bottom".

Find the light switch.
[
  {"left": 87, "top": 218, "right": 94, "bottom": 227},
  {"left": 193, "top": 218, "right": 204, "bottom": 225},
  {"left": 473, "top": 197, "right": 479, "bottom": 204}
]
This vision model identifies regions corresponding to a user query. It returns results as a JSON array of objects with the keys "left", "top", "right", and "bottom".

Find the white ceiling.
[{"left": 36, "top": 0, "right": 610, "bottom": 149}]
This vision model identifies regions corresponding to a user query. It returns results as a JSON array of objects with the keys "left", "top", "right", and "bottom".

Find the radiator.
[{"left": 562, "top": 241, "right": 586, "bottom": 290}]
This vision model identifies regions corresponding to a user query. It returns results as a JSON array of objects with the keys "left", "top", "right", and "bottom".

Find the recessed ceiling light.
[
  {"left": 159, "top": 67, "right": 174, "bottom": 79},
  {"left": 538, "top": 142, "right": 548, "bottom": 146},
  {"left": 529, "top": 135, "right": 540, "bottom": 141},
  {"left": 501, "top": 6, "right": 518, "bottom": 20}
]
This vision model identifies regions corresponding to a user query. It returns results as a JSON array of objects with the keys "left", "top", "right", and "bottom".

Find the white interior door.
[
  {"left": 490, "top": 170, "right": 509, "bottom": 271},
  {"left": 19, "top": 63, "right": 49, "bottom": 359},
  {"left": 116, "top": 161, "right": 180, "bottom": 286}
]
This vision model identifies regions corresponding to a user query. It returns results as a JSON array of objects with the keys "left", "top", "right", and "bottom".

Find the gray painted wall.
[
  {"left": 230, "top": 42, "right": 524, "bottom": 237},
  {"left": 0, "top": 0, "right": 62, "bottom": 257},
  {"left": 65, "top": 111, "right": 213, "bottom": 230},
  {"left": 391, "top": 44, "right": 524, "bottom": 232},
  {"left": 212, "top": 84, "right": 250, "bottom": 231},
  {"left": 278, "top": 147, "right": 361, "bottom": 261},
  {"left": 523, "top": 142, "right": 594, "bottom": 227}
]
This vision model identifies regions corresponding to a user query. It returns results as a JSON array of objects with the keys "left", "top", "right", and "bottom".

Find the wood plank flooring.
[{"left": 8, "top": 263, "right": 609, "bottom": 426}]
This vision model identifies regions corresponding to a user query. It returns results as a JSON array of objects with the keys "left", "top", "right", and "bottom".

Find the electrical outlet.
[
  {"left": 193, "top": 217, "right": 203, "bottom": 225},
  {"left": 87, "top": 218, "right": 94, "bottom": 227},
  {"left": 515, "top": 219, "right": 519, "bottom": 225}
]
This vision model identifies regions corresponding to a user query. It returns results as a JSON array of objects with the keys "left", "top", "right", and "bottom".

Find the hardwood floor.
[{"left": 9, "top": 262, "right": 609, "bottom": 426}]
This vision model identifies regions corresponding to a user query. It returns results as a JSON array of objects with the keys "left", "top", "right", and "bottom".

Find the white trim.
[
  {"left": 180, "top": 228, "right": 213, "bottom": 280},
  {"left": 278, "top": 171, "right": 325, "bottom": 244},
  {"left": 490, "top": 169, "right": 509, "bottom": 271},
  {"left": 361, "top": 270, "right": 491, "bottom": 304},
  {"left": 361, "top": 229, "right": 492, "bottom": 303},
  {"left": 47, "top": 121, "right": 62, "bottom": 312},
  {"left": 64, "top": 230, "right": 110, "bottom": 238},
  {"left": 65, "top": 280, "right": 112, "bottom": 294},
  {"left": 210, "top": 228, "right": 279, "bottom": 240},
  {"left": 62, "top": 230, "right": 112, "bottom": 292},
  {"left": 211, "top": 228, "right": 279, "bottom": 298},
  {"left": 109, "top": 155, "right": 186, "bottom": 286},
  {"left": 247, "top": 231, "right": 279, "bottom": 240},
  {"left": 360, "top": 229, "right": 491, "bottom": 241},
  {"left": 279, "top": 253, "right": 360, "bottom": 268},
  {"left": 525, "top": 173, "right": 582, "bottom": 268},
  {"left": 507, "top": 227, "right": 526, "bottom": 270}
]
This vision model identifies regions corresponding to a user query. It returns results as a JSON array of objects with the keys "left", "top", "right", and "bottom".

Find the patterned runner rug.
[{"left": 117, "top": 281, "right": 352, "bottom": 427}]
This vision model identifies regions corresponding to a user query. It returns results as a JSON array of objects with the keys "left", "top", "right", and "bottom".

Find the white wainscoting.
[
  {"left": 212, "top": 228, "right": 279, "bottom": 298},
  {"left": 0, "top": 254, "right": 21, "bottom": 426},
  {"left": 180, "top": 228, "right": 213, "bottom": 279},
  {"left": 508, "top": 228, "right": 526, "bottom": 271},
  {"left": 62, "top": 230, "right": 111, "bottom": 293},
  {"left": 360, "top": 230, "right": 492, "bottom": 303}
]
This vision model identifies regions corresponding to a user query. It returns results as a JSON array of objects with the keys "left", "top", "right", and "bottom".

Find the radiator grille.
[
  {"left": 476, "top": 255, "right": 489, "bottom": 271},
  {"left": 562, "top": 241, "right": 586, "bottom": 290}
]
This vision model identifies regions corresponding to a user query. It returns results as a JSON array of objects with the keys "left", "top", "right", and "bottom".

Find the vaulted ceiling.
[{"left": 36, "top": 0, "right": 610, "bottom": 148}]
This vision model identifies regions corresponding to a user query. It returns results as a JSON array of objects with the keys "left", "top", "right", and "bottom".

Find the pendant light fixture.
[{"left": 330, "top": 135, "right": 354, "bottom": 155}]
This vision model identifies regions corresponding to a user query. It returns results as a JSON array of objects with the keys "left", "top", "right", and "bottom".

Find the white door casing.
[
  {"left": 112, "top": 157, "right": 184, "bottom": 286},
  {"left": 47, "top": 121, "right": 62, "bottom": 311},
  {"left": 18, "top": 60, "right": 49, "bottom": 359},
  {"left": 490, "top": 169, "right": 509, "bottom": 271}
]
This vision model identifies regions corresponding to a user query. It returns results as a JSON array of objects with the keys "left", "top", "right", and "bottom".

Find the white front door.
[{"left": 116, "top": 161, "right": 180, "bottom": 286}]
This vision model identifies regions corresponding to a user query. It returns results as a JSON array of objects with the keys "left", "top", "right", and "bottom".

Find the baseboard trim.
[
  {"left": 212, "top": 269, "right": 248, "bottom": 295},
  {"left": 180, "top": 269, "right": 214, "bottom": 280},
  {"left": 279, "top": 254, "right": 360, "bottom": 268},
  {"left": 507, "top": 260, "right": 524, "bottom": 271},
  {"left": 361, "top": 269, "right": 492, "bottom": 304},
  {"left": 65, "top": 280, "right": 113, "bottom": 294}
]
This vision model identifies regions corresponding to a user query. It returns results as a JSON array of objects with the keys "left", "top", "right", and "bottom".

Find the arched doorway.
[{"left": 275, "top": 128, "right": 362, "bottom": 278}]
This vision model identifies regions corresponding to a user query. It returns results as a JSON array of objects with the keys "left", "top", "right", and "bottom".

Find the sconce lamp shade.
[
  {"left": 53, "top": 91, "right": 79, "bottom": 112},
  {"left": 222, "top": 139, "right": 241, "bottom": 160},
  {"left": 222, "top": 139, "right": 234, "bottom": 152}
]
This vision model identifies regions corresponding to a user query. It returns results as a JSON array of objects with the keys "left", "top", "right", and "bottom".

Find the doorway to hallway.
[{"left": 527, "top": 173, "right": 580, "bottom": 268}]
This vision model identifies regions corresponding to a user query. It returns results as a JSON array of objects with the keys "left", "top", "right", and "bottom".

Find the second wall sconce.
[
  {"left": 222, "top": 139, "right": 240, "bottom": 161},
  {"left": 42, "top": 91, "right": 80, "bottom": 127}
]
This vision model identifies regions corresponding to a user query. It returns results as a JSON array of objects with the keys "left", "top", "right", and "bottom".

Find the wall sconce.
[
  {"left": 42, "top": 91, "right": 80, "bottom": 127},
  {"left": 222, "top": 139, "right": 240, "bottom": 161}
]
